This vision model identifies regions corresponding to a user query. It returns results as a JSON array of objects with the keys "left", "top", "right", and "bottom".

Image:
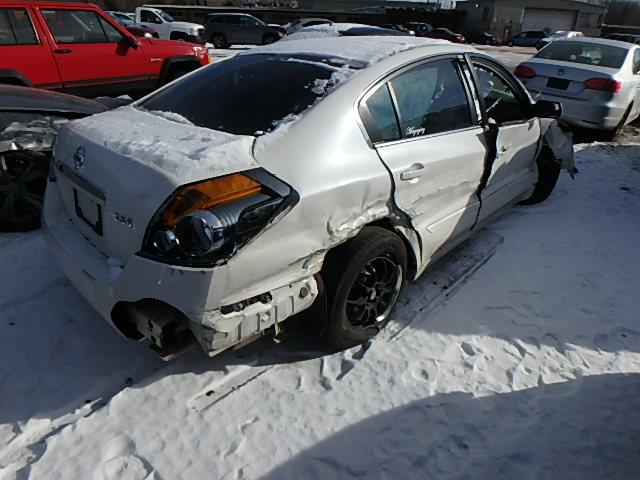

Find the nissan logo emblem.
[{"left": 557, "top": 68, "right": 565, "bottom": 77}]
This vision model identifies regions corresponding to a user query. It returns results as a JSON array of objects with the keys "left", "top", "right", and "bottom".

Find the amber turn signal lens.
[{"left": 162, "top": 174, "right": 262, "bottom": 227}]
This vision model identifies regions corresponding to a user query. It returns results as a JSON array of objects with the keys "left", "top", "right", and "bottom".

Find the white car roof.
[{"left": 553, "top": 36, "right": 636, "bottom": 50}]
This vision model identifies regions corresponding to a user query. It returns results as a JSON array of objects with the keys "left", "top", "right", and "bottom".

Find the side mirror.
[
  {"left": 531, "top": 99, "right": 562, "bottom": 119},
  {"left": 121, "top": 35, "right": 139, "bottom": 49}
]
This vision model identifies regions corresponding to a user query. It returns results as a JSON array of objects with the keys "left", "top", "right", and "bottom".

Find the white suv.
[{"left": 43, "top": 37, "right": 574, "bottom": 358}]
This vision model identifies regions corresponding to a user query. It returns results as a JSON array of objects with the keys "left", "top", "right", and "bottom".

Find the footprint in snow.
[{"left": 94, "top": 434, "right": 155, "bottom": 480}]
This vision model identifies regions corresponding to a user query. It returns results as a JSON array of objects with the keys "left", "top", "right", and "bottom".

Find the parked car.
[
  {"left": 421, "top": 27, "right": 465, "bottom": 43},
  {"left": 404, "top": 22, "right": 433, "bottom": 37},
  {"left": 0, "top": 85, "right": 128, "bottom": 231},
  {"left": 204, "top": 13, "right": 284, "bottom": 48},
  {"left": 133, "top": 7, "right": 204, "bottom": 44},
  {"left": 465, "top": 30, "right": 498, "bottom": 45},
  {"left": 515, "top": 38, "right": 640, "bottom": 139},
  {"left": 124, "top": 25, "right": 159, "bottom": 39},
  {"left": 380, "top": 24, "right": 415, "bottom": 35},
  {"left": 285, "top": 17, "right": 332, "bottom": 34},
  {"left": 280, "top": 23, "right": 412, "bottom": 42},
  {"left": 506, "top": 30, "right": 547, "bottom": 47},
  {"left": 0, "top": 2, "right": 211, "bottom": 98},
  {"left": 536, "top": 31, "right": 584, "bottom": 50},
  {"left": 106, "top": 11, "right": 134, "bottom": 27},
  {"left": 606, "top": 33, "right": 640, "bottom": 45},
  {"left": 43, "top": 36, "right": 573, "bottom": 359}
]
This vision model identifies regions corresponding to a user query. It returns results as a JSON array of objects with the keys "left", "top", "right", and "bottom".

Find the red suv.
[{"left": 0, "top": 2, "right": 211, "bottom": 97}]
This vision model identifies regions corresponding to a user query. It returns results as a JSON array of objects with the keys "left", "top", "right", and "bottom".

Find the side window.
[
  {"left": 240, "top": 16, "right": 260, "bottom": 27},
  {"left": 140, "top": 10, "right": 161, "bottom": 24},
  {"left": 364, "top": 85, "right": 400, "bottom": 142},
  {"left": 42, "top": 10, "right": 109, "bottom": 44},
  {"left": 225, "top": 16, "right": 241, "bottom": 25},
  {"left": 98, "top": 17, "right": 122, "bottom": 42},
  {"left": 0, "top": 9, "right": 38, "bottom": 45},
  {"left": 389, "top": 58, "right": 473, "bottom": 138},
  {"left": 633, "top": 49, "right": 640, "bottom": 74},
  {"left": 473, "top": 63, "right": 529, "bottom": 124}
]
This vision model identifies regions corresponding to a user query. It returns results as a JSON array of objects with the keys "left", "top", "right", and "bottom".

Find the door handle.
[
  {"left": 54, "top": 48, "right": 72, "bottom": 54},
  {"left": 400, "top": 163, "right": 425, "bottom": 181}
]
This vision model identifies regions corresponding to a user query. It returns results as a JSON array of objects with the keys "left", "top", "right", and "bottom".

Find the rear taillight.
[
  {"left": 584, "top": 77, "right": 622, "bottom": 93},
  {"left": 514, "top": 65, "right": 536, "bottom": 79}
]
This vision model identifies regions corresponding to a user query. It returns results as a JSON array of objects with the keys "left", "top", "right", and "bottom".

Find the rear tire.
[
  {"left": 210, "top": 33, "right": 228, "bottom": 49},
  {"left": 519, "top": 146, "right": 561, "bottom": 205},
  {"left": 603, "top": 104, "right": 632, "bottom": 142},
  {"left": 323, "top": 226, "right": 407, "bottom": 350},
  {"left": 0, "top": 151, "right": 48, "bottom": 232}
]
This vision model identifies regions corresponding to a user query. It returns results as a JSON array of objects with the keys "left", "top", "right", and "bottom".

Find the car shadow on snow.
[{"left": 260, "top": 373, "right": 640, "bottom": 480}]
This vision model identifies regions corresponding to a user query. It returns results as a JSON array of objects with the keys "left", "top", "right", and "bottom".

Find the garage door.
[{"left": 522, "top": 8, "right": 577, "bottom": 33}]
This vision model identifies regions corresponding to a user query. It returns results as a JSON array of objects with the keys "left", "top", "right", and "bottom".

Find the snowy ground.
[
  {"left": 1, "top": 136, "right": 640, "bottom": 479},
  {"left": 2, "top": 41, "right": 640, "bottom": 479}
]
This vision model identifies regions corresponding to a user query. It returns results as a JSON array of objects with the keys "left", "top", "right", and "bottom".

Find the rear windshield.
[
  {"left": 140, "top": 54, "right": 337, "bottom": 136},
  {"left": 535, "top": 41, "right": 628, "bottom": 69}
]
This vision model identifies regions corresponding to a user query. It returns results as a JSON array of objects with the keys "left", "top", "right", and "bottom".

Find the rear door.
[
  {"left": 360, "top": 56, "right": 487, "bottom": 264},
  {"left": 35, "top": 7, "right": 148, "bottom": 97},
  {"left": 470, "top": 57, "right": 539, "bottom": 222},
  {"left": 0, "top": 6, "right": 61, "bottom": 89},
  {"left": 224, "top": 16, "right": 242, "bottom": 43}
]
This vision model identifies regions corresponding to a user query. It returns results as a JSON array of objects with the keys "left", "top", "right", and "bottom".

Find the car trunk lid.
[
  {"left": 52, "top": 107, "right": 256, "bottom": 263},
  {"left": 519, "top": 59, "right": 621, "bottom": 100}
]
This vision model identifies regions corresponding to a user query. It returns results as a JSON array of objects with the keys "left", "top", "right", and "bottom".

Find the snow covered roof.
[{"left": 242, "top": 35, "right": 452, "bottom": 70}]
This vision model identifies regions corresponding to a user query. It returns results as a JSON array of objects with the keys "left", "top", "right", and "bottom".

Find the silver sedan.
[
  {"left": 515, "top": 37, "right": 640, "bottom": 138},
  {"left": 43, "top": 37, "right": 573, "bottom": 358}
]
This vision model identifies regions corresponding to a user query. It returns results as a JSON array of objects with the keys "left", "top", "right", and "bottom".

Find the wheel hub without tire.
[
  {"left": 0, "top": 152, "right": 46, "bottom": 225},
  {"left": 345, "top": 255, "right": 402, "bottom": 328}
]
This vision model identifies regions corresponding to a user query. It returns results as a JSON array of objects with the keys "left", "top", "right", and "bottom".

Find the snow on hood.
[
  {"left": 67, "top": 106, "right": 256, "bottom": 182},
  {"left": 246, "top": 35, "right": 449, "bottom": 69},
  {"left": 171, "top": 20, "right": 203, "bottom": 29}
]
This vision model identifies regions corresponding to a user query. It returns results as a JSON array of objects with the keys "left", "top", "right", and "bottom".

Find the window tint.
[
  {"left": 141, "top": 54, "right": 335, "bottom": 136},
  {"left": 364, "top": 85, "right": 400, "bottom": 142},
  {"left": 632, "top": 49, "right": 640, "bottom": 74},
  {"left": 389, "top": 58, "right": 472, "bottom": 138},
  {"left": 207, "top": 16, "right": 223, "bottom": 24},
  {"left": 535, "top": 41, "right": 628, "bottom": 69},
  {"left": 0, "top": 9, "right": 38, "bottom": 45},
  {"left": 42, "top": 10, "right": 111, "bottom": 44},
  {"left": 473, "top": 63, "right": 528, "bottom": 124},
  {"left": 140, "top": 10, "right": 162, "bottom": 24},
  {"left": 225, "top": 16, "right": 241, "bottom": 25}
]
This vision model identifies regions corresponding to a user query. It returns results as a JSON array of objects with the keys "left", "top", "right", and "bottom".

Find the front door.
[
  {"left": 470, "top": 57, "right": 540, "bottom": 223},
  {"left": 37, "top": 7, "right": 148, "bottom": 97},
  {"left": 360, "top": 57, "right": 487, "bottom": 265},
  {"left": 239, "top": 16, "right": 263, "bottom": 44}
]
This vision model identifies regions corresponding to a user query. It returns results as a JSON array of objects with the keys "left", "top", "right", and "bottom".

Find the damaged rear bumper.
[{"left": 43, "top": 183, "right": 318, "bottom": 359}]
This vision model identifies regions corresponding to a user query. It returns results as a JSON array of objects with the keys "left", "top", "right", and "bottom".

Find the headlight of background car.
[{"left": 139, "top": 169, "right": 298, "bottom": 267}]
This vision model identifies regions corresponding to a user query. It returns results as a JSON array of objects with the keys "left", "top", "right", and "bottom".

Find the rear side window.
[
  {"left": 535, "top": 41, "right": 628, "bottom": 69},
  {"left": 42, "top": 9, "right": 118, "bottom": 44},
  {"left": 0, "top": 8, "right": 38, "bottom": 45},
  {"left": 364, "top": 85, "right": 400, "bottom": 142},
  {"left": 225, "top": 16, "right": 241, "bottom": 25},
  {"left": 389, "top": 58, "right": 473, "bottom": 138},
  {"left": 141, "top": 54, "right": 335, "bottom": 136}
]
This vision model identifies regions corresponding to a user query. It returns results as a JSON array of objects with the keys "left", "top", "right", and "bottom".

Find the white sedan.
[
  {"left": 43, "top": 37, "right": 573, "bottom": 358},
  {"left": 516, "top": 37, "right": 640, "bottom": 138}
]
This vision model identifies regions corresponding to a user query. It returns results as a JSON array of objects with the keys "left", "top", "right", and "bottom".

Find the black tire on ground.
[
  {"left": 0, "top": 150, "right": 48, "bottom": 232},
  {"left": 164, "top": 66, "right": 192, "bottom": 84},
  {"left": 507, "top": 41, "right": 514, "bottom": 47},
  {"left": 519, "top": 146, "right": 562, "bottom": 205},
  {"left": 262, "top": 33, "right": 279, "bottom": 45},
  {"left": 603, "top": 104, "right": 632, "bottom": 142},
  {"left": 322, "top": 226, "right": 407, "bottom": 350},
  {"left": 210, "top": 33, "right": 228, "bottom": 49}
]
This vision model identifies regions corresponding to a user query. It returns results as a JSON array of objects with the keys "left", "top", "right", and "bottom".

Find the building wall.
[{"left": 456, "top": 0, "right": 606, "bottom": 40}]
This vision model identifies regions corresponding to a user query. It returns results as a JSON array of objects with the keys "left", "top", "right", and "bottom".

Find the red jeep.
[{"left": 0, "top": 1, "right": 211, "bottom": 97}]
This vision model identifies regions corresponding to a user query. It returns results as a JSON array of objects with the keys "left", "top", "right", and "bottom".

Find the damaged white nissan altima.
[{"left": 43, "top": 36, "right": 574, "bottom": 358}]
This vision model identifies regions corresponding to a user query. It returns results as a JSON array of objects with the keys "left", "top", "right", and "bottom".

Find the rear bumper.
[
  {"left": 42, "top": 180, "right": 318, "bottom": 357},
  {"left": 530, "top": 91, "right": 625, "bottom": 130}
]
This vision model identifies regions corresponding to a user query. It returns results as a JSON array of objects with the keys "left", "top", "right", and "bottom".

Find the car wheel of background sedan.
[
  {"left": 262, "top": 33, "right": 279, "bottom": 45},
  {"left": 210, "top": 33, "right": 228, "bottom": 49},
  {"left": 323, "top": 226, "right": 407, "bottom": 350},
  {"left": 507, "top": 41, "right": 514, "bottom": 47},
  {"left": 0, "top": 151, "right": 48, "bottom": 232},
  {"left": 519, "top": 146, "right": 561, "bottom": 205},
  {"left": 604, "top": 104, "right": 632, "bottom": 142}
]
